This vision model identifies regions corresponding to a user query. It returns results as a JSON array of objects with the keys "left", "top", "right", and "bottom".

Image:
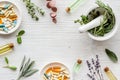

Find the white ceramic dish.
[
  {"left": 0, "top": 0, "right": 22, "bottom": 34},
  {"left": 40, "top": 62, "right": 70, "bottom": 80},
  {"left": 79, "top": 6, "right": 118, "bottom": 41}
]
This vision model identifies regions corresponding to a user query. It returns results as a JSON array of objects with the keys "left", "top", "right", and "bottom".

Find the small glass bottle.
[
  {"left": 104, "top": 67, "right": 117, "bottom": 80},
  {"left": 73, "top": 59, "right": 82, "bottom": 73},
  {"left": 0, "top": 43, "right": 14, "bottom": 55},
  {"left": 66, "top": 0, "right": 87, "bottom": 13}
]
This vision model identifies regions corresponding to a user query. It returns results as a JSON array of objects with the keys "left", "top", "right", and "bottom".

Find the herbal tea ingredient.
[
  {"left": 86, "top": 55, "right": 104, "bottom": 80},
  {"left": 46, "top": 0, "right": 57, "bottom": 23},
  {"left": 17, "top": 30, "right": 25, "bottom": 44},
  {"left": 104, "top": 67, "right": 117, "bottom": 80},
  {"left": 105, "top": 49, "right": 118, "bottom": 63},
  {"left": 0, "top": 43, "right": 14, "bottom": 55},
  {"left": 22, "top": 0, "right": 45, "bottom": 21},
  {"left": 3, "top": 57, "right": 17, "bottom": 70},
  {"left": 74, "top": 0, "right": 115, "bottom": 36},
  {"left": 17, "top": 56, "right": 38, "bottom": 80},
  {"left": 73, "top": 59, "right": 82, "bottom": 73},
  {"left": 0, "top": 3, "right": 17, "bottom": 32}
]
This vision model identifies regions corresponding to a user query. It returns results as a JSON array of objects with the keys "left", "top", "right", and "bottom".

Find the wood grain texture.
[{"left": 0, "top": 0, "right": 120, "bottom": 80}]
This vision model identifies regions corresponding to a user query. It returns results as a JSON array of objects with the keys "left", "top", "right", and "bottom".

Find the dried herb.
[
  {"left": 17, "top": 56, "right": 38, "bottom": 80},
  {"left": 86, "top": 55, "right": 104, "bottom": 80},
  {"left": 17, "top": 30, "right": 25, "bottom": 44},
  {"left": 4, "top": 57, "right": 17, "bottom": 71},
  {"left": 105, "top": 49, "right": 118, "bottom": 63},
  {"left": 74, "top": 0, "right": 115, "bottom": 36},
  {"left": 22, "top": 0, "right": 45, "bottom": 21}
]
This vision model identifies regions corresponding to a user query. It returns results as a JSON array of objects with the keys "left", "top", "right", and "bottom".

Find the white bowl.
[
  {"left": 0, "top": 0, "right": 22, "bottom": 34},
  {"left": 40, "top": 62, "right": 70, "bottom": 80},
  {"left": 87, "top": 7, "right": 118, "bottom": 41}
]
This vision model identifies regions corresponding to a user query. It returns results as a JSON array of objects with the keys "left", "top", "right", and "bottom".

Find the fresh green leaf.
[
  {"left": 105, "top": 49, "right": 118, "bottom": 62},
  {"left": 5, "top": 57, "right": 9, "bottom": 64},
  {"left": 18, "top": 30, "right": 25, "bottom": 36},
  {"left": 17, "top": 37, "right": 22, "bottom": 44},
  {"left": 24, "top": 69, "right": 38, "bottom": 77},
  {"left": 8, "top": 66, "right": 17, "bottom": 70}
]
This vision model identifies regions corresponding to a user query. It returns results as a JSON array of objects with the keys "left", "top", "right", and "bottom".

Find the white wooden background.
[{"left": 0, "top": 0, "right": 120, "bottom": 80}]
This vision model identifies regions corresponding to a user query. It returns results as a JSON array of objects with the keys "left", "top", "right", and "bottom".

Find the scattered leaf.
[
  {"left": 17, "top": 37, "right": 22, "bottom": 44},
  {"left": 5, "top": 57, "right": 9, "bottom": 64},
  {"left": 18, "top": 30, "right": 25, "bottom": 36},
  {"left": 105, "top": 49, "right": 118, "bottom": 63}
]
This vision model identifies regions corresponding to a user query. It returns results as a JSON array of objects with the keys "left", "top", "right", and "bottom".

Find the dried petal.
[
  {"left": 46, "top": 2, "right": 51, "bottom": 8},
  {"left": 51, "top": 7, "right": 57, "bottom": 12},
  {"left": 52, "top": 18, "right": 57, "bottom": 23},
  {"left": 50, "top": 12, "right": 56, "bottom": 18},
  {"left": 49, "top": 0, "right": 56, "bottom": 8}
]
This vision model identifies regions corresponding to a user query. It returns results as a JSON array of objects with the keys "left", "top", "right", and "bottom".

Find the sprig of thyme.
[{"left": 22, "top": 0, "right": 45, "bottom": 21}]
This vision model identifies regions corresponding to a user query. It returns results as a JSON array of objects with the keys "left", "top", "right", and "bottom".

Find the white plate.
[
  {"left": 0, "top": 0, "right": 22, "bottom": 34},
  {"left": 40, "top": 62, "right": 70, "bottom": 80}
]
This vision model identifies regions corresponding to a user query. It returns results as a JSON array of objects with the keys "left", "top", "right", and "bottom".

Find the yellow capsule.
[
  {"left": 104, "top": 67, "right": 117, "bottom": 80},
  {"left": 0, "top": 43, "right": 14, "bottom": 55}
]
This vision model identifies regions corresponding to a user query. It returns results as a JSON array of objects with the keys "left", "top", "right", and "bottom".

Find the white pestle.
[{"left": 79, "top": 15, "right": 104, "bottom": 33}]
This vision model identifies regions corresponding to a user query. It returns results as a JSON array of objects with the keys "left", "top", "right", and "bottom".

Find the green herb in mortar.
[{"left": 74, "top": 0, "right": 115, "bottom": 36}]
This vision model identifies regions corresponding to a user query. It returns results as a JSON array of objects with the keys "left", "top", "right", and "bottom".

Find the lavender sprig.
[{"left": 86, "top": 55, "right": 104, "bottom": 80}]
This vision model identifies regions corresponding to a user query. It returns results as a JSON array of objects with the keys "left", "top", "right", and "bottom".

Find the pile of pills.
[
  {"left": 43, "top": 66, "right": 70, "bottom": 80},
  {"left": 0, "top": 3, "right": 17, "bottom": 33}
]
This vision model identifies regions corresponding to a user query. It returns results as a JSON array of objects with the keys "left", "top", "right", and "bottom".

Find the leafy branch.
[
  {"left": 17, "top": 56, "right": 38, "bottom": 80},
  {"left": 22, "top": 0, "right": 45, "bottom": 21}
]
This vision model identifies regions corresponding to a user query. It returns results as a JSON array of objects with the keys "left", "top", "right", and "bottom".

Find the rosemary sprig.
[
  {"left": 22, "top": 0, "right": 45, "bottom": 21},
  {"left": 17, "top": 56, "right": 38, "bottom": 80}
]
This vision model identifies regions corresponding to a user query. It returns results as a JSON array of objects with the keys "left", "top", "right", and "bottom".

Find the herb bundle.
[
  {"left": 4, "top": 57, "right": 17, "bottom": 71},
  {"left": 86, "top": 55, "right": 104, "bottom": 80},
  {"left": 74, "top": 0, "right": 115, "bottom": 36},
  {"left": 17, "top": 30, "right": 25, "bottom": 44},
  {"left": 22, "top": 0, "right": 45, "bottom": 21},
  {"left": 17, "top": 56, "right": 38, "bottom": 80}
]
